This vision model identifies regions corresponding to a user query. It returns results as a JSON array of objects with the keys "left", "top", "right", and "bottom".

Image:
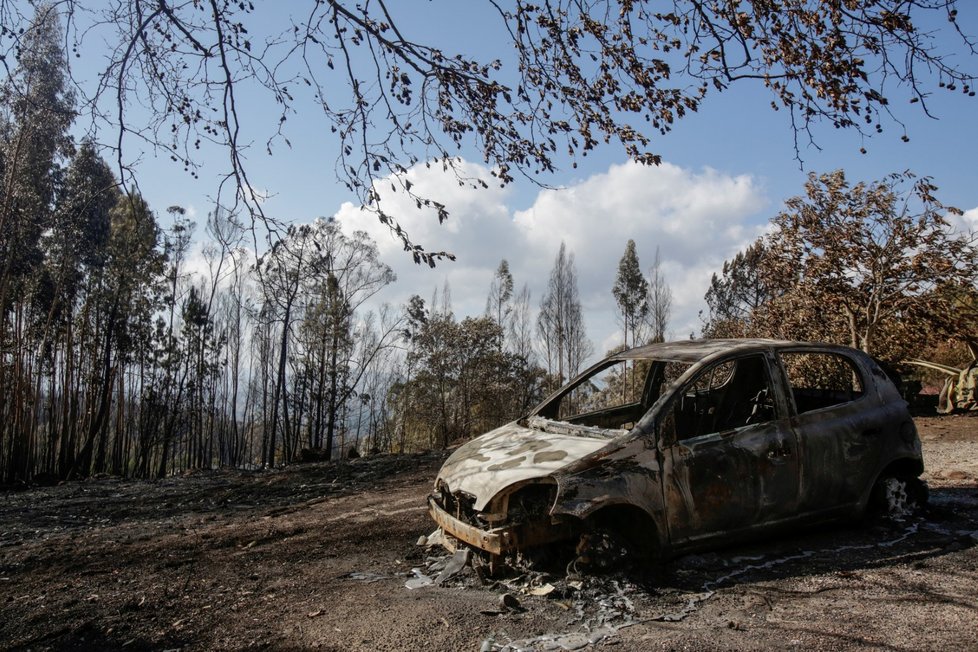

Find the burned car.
[{"left": 429, "top": 339, "right": 925, "bottom": 567}]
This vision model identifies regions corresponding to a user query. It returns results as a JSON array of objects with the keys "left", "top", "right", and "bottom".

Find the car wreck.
[{"left": 428, "top": 339, "right": 926, "bottom": 570}]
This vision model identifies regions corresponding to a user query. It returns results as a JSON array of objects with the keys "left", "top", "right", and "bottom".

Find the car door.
[
  {"left": 777, "top": 349, "right": 881, "bottom": 514},
  {"left": 659, "top": 352, "right": 801, "bottom": 546}
]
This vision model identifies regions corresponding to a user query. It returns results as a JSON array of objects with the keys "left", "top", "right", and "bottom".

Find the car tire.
[{"left": 871, "top": 475, "right": 928, "bottom": 520}]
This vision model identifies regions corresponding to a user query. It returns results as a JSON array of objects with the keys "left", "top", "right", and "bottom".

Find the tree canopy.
[
  {"left": 0, "top": 1, "right": 974, "bottom": 262},
  {"left": 704, "top": 169, "right": 978, "bottom": 360}
]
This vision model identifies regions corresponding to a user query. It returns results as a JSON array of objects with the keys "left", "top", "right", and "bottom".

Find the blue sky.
[{"left": 69, "top": 2, "right": 978, "bottom": 361}]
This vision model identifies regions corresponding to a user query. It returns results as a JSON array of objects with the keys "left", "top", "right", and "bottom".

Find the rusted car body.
[{"left": 429, "top": 339, "right": 924, "bottom": 563}]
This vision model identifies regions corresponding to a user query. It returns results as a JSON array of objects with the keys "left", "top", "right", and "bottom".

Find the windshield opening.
[{"left": 531, "top": 359, "right": 692, "bottom": 431}]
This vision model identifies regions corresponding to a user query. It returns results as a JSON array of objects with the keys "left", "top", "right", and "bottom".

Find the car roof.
[{"left": 613, "top": 338, "right": 841, "bottom": 364}]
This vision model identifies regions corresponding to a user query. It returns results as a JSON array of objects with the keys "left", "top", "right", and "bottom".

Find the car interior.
[{"left": 674, "top": 355, "right": 776, "bottom": 439}]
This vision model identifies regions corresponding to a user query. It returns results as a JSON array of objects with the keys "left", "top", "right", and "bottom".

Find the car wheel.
[
  {"left": 570, "top": 527, "right": 634, "bottom": 574},
  {"left": 872, "top": 475, "right": 928, "bottom": 520}
]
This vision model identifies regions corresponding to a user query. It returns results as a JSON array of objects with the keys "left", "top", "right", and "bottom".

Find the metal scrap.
[
  {"left": 404, "top": 568, "right": 434, "bottom": 590},
  {"left": 483, "top": 576, "right": 640, "bottom": 651},
  {"left": 434, "top": 548, "right": 471, "bottom": 585}
]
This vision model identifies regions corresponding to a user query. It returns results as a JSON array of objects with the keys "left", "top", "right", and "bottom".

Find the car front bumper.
[{"left": 427, "top": 495, "right": 577, "bottom": 555}]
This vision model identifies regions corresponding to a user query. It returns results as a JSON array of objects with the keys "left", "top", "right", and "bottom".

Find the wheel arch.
[
  {"left": 862, "top": 456, "right": 927, "bottom": 513},
  {"left": 583, "top": 502, "right": 666, "bottom": 559},
  {"left": 877, "top": 456, "right": 924, "bottom": 482}
]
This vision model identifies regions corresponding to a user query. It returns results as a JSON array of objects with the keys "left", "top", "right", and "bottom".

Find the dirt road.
[{"left": 1, "top": 416, "right": 976, "bottom": 651}]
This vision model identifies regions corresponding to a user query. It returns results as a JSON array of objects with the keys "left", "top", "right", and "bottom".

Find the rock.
[{"left": 499, "top": 593, "right": 521, "bottom": 611}]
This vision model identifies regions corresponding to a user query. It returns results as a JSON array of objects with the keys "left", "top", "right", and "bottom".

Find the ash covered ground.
[{"left": 1, "top": 416, "right": 976, "bottom": 651}]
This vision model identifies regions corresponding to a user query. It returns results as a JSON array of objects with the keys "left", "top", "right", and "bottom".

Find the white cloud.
[
  {"left": 511, "top": 162, "right": 768, "bottom": 348},
  {"left": 335, "top": 159, "right": 515, "bottom": 319},
  {"left": 954, "top": 206, "right": 978, "bottom": 232},
  {"left": 337, "top": 159, "right": 770, "bottom": 363}
]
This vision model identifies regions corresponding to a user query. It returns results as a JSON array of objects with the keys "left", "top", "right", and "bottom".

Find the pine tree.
[
  {"left": 485, "top": 259, "right": 514, "bottom": 330},
  {"left": 612, "top": 239, "right": 650, "bottom": 348}
]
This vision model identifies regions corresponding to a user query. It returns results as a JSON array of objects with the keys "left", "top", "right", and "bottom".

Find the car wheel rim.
[{"left": 882, "top": 477, "right": 913, "bottom": 519}]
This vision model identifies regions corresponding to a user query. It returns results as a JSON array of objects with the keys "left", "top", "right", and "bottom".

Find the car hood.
[{"left": 436, "top": 421, "right": 612, "bottom": 510}]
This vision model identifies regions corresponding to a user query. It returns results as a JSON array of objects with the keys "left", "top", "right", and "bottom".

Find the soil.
[{"left": 2, "top": 415, "right": 977, "bottom": 651}]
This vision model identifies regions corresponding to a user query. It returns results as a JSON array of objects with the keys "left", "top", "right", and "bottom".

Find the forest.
[
  {"left": 2, "top": 2, "right": 977, "bottom": 485},
  {"left": 0, "top": 3, "right": 622, "bottom": 482}
]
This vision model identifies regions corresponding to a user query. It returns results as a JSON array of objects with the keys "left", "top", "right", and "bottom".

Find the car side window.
[
  {"left": 663, "top": 355, "right": 777, "bottom": 442},
  {"left": 779, "top": 351, "right": 864, "bottom": 414}
]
